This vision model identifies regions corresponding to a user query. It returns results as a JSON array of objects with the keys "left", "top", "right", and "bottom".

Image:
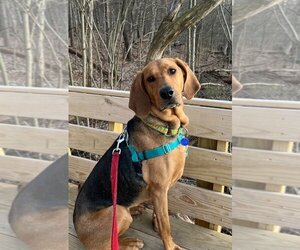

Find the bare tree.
[
  {"left": 88, "top": 0, "right": 94, "bottom": 87},
  {"left": 146, "top": 0, "right": 223, "bottom": 63},
  {"left": 0, "top": 52, "right": 9, "bottom": 84},
  {"left": 233, "top": 0, "right": 284, "bottom": 24},
  {"left": 0, "top": 0, "right": 9, "bottom": 46},
  {"left": 37, "top": 0, "right": 45, "bottom": 86},
  {"left": 80, "top": 0, "right": 87, "bottom": 86},
  {"left": 23, "top": 0, "right": 33, "bottom": 87}
]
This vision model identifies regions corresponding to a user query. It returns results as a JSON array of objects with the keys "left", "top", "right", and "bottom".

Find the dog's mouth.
[{"left": 160, "top": 102, "right": 180, "bottom": 111}]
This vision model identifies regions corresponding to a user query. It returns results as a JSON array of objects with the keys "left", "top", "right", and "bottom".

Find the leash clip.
[{"left": 112, "top": 133, "right": 126, "bottom": 154}]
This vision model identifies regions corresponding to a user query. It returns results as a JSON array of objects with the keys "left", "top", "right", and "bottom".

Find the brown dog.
[{"left": 73, "top": 58, "right": 200, "bottom": 250}]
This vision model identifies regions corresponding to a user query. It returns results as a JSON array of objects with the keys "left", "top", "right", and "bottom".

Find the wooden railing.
[
  {"left": 69, "top": 86, "right": 232, "bottom": 231},
  {"left": 232, "top": 98, "right": 300, "bottom": 248},
  {"left": 0, "top": 86, "right": 68, "bottom": 184}
]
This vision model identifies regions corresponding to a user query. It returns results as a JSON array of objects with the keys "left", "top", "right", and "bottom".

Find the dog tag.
[{"left": 181, "top": 137, "right": 189, "bottom": 146}]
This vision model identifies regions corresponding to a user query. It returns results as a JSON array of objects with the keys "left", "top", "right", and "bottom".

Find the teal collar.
[{"left": 128, "top": 132, "right": 188, "bottom": 163}]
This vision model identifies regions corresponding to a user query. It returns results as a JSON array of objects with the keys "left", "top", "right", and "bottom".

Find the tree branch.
[{"left": 146, "top": 0, "right": 223, "bottom": 62}]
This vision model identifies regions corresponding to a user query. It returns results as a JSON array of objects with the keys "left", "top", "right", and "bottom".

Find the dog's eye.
[
  {"left": 147, "top": 76, "right": 155, "bottom": 82},
  {"left": 168, "top": 68, "right": 176, "bottom": 75}
]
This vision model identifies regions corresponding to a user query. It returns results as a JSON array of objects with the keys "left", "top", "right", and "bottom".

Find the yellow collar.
[{"left": 141, "top": 119, "right": 185, "bottom": 136}]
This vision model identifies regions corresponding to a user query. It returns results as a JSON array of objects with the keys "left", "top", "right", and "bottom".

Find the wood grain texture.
[
  {"left": 0, "top": 124, "right": 67, "bottom": 155},
  {"left": 232, "top": 187, "right": 300, "bottom": 229},
  {"left": 233, "top": 225, "right": 300, "bottom": 250},
  {"left": 69, "top": 86, "right": 232, "bottom": 109},
  {"left": 69, "top": 92, "right": 134, "bottom": 123},
  {"left": 258, "top": 141, "right": 293, "bottom": 232},
  {"left": 168, "top": 183, "right": 232, "bottom": 228},
  {"left": 0, "top": 86, "right": 67, "bottom": 95},
  {"left": 209, "top": 140, "right": 228, "bottom": 232},
  {"left": 184, "top": 105, "right": 232, "bottom": 141},
  {"left": 129, "top": 209, "right": 231, "bottom": 250},
  {"left": 69, "top": 129, "right": 232, "bottom": 186},
  {"left": 0, "top": 155, "right": 51, "bottom": 183},
  {"left": 69, "top": 184, "right": 231, "bottom": 250},
  {"left": 69, "top": 124, "right": 118, "bottom": 155},
  {"left": 68, "top": 156, "right": 95, "bottom": 183},
  {"left": 68, "top": 179, "right": 232, "bottom": 228},
  {"left": 0, "top": 91, "right": 67, "bottom": 120},
  {"left": 0, "top": 234, "right": 31, "bottom": 250},
  {"left": 185, "top": 146, "right": 231, "bottom": 186},
  {"left": 233, "top": 106, "right": 300, "bottom": 141},
  {"left": 233, "top": 147, "right": 300, "bottom": 186},
  {"left": 0, "top": 183, "right": 31, "bottom": 249},
  {"left": 0, "top": 183, "right": 18, "bottom": 236},
  {"left": 234, "top": 98, "right": 300, "bottom": 109},
  {"left": 69, "top": 92, "right": 232, "bottom": 140}
]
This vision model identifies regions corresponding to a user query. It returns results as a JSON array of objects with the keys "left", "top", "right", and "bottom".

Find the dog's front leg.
[{"left": 151, "top": 187, "right": 182, "bottom": 250}]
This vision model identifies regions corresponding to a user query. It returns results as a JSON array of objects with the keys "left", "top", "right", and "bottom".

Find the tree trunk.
[
  {"left": 0, "top": 0, "right": 9, "bottom": 46},
  {"left": 37, "top": 0, "right": 45, "bottom": 87},
  {"left": 123, "top": 20, "right": 132, "bottom": 61},
  {"left": 146, "top": 0, "right": 223, "bottom": 63},
  {"left": 69, "top": 1, "right": 74, "bottom": 47},
  {"left": 104, "top": 0, "right": 110, "bottom": 46},
  {"left": 23, "top": 0, "right": 32, "bottom": 86},
  {"left": 191, "top": 0, "right": 197, "bottom": 71},
  {"left": 88, "top": 0, "right": 94, "bottom": 87},
  {"left": 0, "top": 52, "right": 9, "bottom": 84},
  {"left": 81, "top": 0, "right": 87, "bottom": 86}
]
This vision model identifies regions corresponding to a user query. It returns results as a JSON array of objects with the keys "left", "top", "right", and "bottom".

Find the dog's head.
[{"left": 129, "top": 58, "right": 200, "bottom": 117}]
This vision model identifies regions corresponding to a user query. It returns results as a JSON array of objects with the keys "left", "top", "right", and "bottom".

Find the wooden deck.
[
  {"left": 0, "top": 183, "right": 30, "bottom": 250},
  {"left": 1, "top": 87, "right": 299, "bottom": 249},
  {"left": 0, "top": 87, "right": 67, "bottom": 249},
  {"left": 69, "top": 183, "right": 231, "bottom": 250}
]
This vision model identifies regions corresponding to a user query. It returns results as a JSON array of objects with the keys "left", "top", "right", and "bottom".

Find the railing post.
[
  {"left": 258, "top": 141, "right": 293, "bottom": 232},
  {"left": 108, "top": 122, "right": 123, "bottom": 133},
  {"left": 195, "top": 138, "right": 227, "bottom": 233}
]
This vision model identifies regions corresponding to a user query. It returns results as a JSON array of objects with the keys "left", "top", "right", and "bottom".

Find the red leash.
[
  {"left": 111, "top": 151, "right": 120, "bottom": 250},
  {"left": 111, "top": 133, "right": 125, "bottom": 250}
]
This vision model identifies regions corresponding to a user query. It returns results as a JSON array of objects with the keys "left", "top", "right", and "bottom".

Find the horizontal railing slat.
[
  {"left": 234, "top": 98, "right": 300, "bottom": 110},
  {"left": 0, "top": 124, "right": 67, "bottom": 155},
  {"left": 0, "top": 155, "right": 51, "bottom": 183},
  {"left": 233, "top": 147, "right": 300, "bottom": 186},
  {"left": 233, "top": 106, "right": 300, "bottom": 141},
  {"left": 233, "top": 187, "right": 300, "bottom": 229},
  {"left": 185, "top": 105, "right": 231, "bottom": 141},
  {"left": 69, "top": 126, "right": 231, "bottom": 185},
  {"left": 169, "top": 182, "right": 232, "bottom": 228},
  {"left": 68, "top": 173, "right": 232, "bottom": 228},
  {"left": 0, "top": 87, "right": 67, "bottom": 120},
  {"left": 69, "top": 91, "right": 232, "bottom": 141},
  {"left": 69, "top": 92, "right": 133, "bottom": 124},
  {"left": 185, "top": 147, "right": 231, "bottom": 186},
  {"left": 69, "top": 86, "right": 232, "bottom": 109}
]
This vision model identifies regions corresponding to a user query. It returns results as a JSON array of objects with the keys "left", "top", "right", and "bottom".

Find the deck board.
[
  {"left": 0, "top": 183, "right": 30, "bottom": 250},
  {"left": 233, "top": 225, "right": 300, "bottom": 250},
  {"left": 69, "top": 205, "right": 231, "bottom": 250}
]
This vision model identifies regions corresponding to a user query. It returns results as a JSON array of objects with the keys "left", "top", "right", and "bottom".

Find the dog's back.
[{"left": 73, "top": 118, "right": 146, "bottom": 224}]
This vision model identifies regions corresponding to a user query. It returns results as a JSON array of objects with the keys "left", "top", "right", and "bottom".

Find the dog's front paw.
[
  {"left": 173, "top": 245, "right": 182, "bottom": 250},
  {"left": 119, "top": 237, "right": 144, "bottom": 249},
  {"left": 129, "top": 205, "right": 145, "bottom": 216}
]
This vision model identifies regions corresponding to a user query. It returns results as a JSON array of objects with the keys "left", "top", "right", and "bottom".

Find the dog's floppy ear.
[
  {"left": 129, "top": 71, "right": 151, "bottom": 117},
  {"left": 175, "top": 58, "right": 200, "bottom": 100}
]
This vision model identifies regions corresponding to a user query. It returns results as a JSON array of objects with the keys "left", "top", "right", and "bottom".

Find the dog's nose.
[{"left": 160, "top": 87, "right": 174, "bottom": 100}]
